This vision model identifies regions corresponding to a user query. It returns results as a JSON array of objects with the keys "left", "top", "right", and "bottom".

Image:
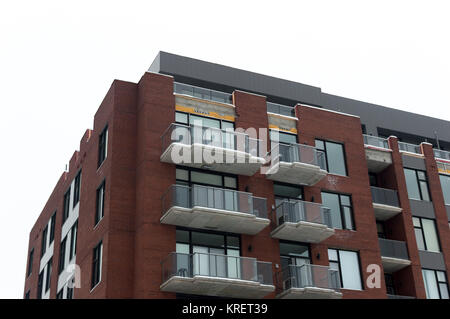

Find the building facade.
[{"left": 23, "top": 52, "right": 450, "bottom": 299}]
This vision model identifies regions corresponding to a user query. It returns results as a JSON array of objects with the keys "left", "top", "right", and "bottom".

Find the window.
[
  {"left": 49, "top": 212, "right": 56, "bottom": 244},
  {"left": 321, "top": 192, "right": 354, "bottom": 230},
  {"left": 269, "top": 130, "right": 298, "bottom": 145},
  {"left": 422, "top": 269, "right": 449, "bottom": 299},
  {"left": 328, "top": 249, "right": 362, "bottom": 290},
  {"left": 40, "top": 225, "right": 48, "bottom": 258},
  {"left": 24, "top": 290, "right": 30, "bottom": 299},
  {"left": 27, "top": 249, "right": 34, "bottom": 277},
  {"left": 67, "top": 286, "right": 73, "bottom": 299},
  {"left": 37, "top": 271, "right": 43, "bottom": 299},
  {"left": 413, "top": 217, "right": 440, "bottom": 252},
  {"left": 175, "top": 111, "right": 234, "bottom": 130},
  {"left": 69, "top": 221, "right": 78, "bottom": 260},
  {"left": 274, "top": 183, "right": 303, "bottom": 205},
  {"left": 98, "top": 126, "right": 108, "bottom": 167},
  {"left": 63, "top": 188, "right": 71, "bottom": 224},
  {"left": 439, "top": 174, "right": 450, "bottom": 205},
  {"left": 73, "top": 171, "right": 81, "bottom": 207},
  {"left": 95, "top": 181, "right": 105, "bottom": 226},
  {"left": 315, "top": 139, "right": 347, "bottom": 176},
  {"left": 279, "top": 242, "right": 310, "bottom": 269},
  {"left": 384, "top": 274, "right": 396, "bottom": 295},
  {"left": 56, "top": 289, "right": 63, "bottom": 299},
  {"left": 176, "top": 167, "right": 237, "bottom": 189},
  {"left": 376, "top": 222, "right": 386, "bottom": 239},
  {"left": 404, "top": 168, "right": 430, "bottom": 201},
  {"left": 91, "top": 241, "right": 103, "bottom": 289},
  {"left": 45, "top": 258, "right": 52, "bottom": 292},
  {"left": 58, "top": 236, "right": 67, "bottom": 274}
]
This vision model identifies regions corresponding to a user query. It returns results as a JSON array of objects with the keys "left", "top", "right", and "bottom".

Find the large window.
[
  {"left": 37, "top": 271, "right": 43, "bottom": 299},
  {"left": 321, "top": 192, "right": 354, "bottom": 230},
  {"left": 413, "top": 217, "right": 440, "bottom": 252},
  {"left": 422, "top": 269, "right": 449, "bottom": 299},
  {"left": 279, "top": 242, "right": 310, "bottom": 269},
  {"left": 69, "top": 221, "right": 78, "bottom": 260},
  {"left": 49, "top": 212, "right": 56, "bottom": 244},
  {"left": 58, "top": 236, "right": 67, "bottom": 274},
  {"left": 439, "top": 174, "right": 450, "bottom": 205},
  {"left": 40, "top": 225, "right": 48, "bottom": 258},
  {"left": 315, "top": 139, "right": 347, "bottom": 176},
  {"left": 98, "top": 126, "right": 108, "bottom": 167},
  {"left": 269, "top": 130, "right": 298, "bottom": 145},
  {"left": 27, "top": 249, "right": 34, "bottom": 277},
  {"left": 91, "top": 241, "right": 103, "bottom": 289},
  {"left": 404, "top": 168, "right": 430, "bottom": 201},
  {"left": 176, "top": 167, "right": 237, "bottom": 189},
  {"left": 95, "top": 181, "right": 105, "bottom": 226},
  {"left": 73, "top": 171, "right": 81, "bottom": 207},
  {"left": 63, "top": 188, "right": 71, "bottom": 224},
  {"left": 328, "top": 249, "right": 362, "bottom": 290},
  {"left": 175, "top": 111, "right": 234, "bottom": 131},
  {"left": 45, "top": 258, "right": 52, "bottom": 293}
]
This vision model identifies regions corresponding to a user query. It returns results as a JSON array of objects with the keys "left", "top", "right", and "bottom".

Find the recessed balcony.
[
  {"left": 270, "top": 199, "right": 334, "bottom": 243},
  {"left": 276, "top": 264, "right": 342, "bottom": 299},
  {"left": 371, "top": 186, "right": 402, "bottom": 221},
  {"left": 161, "top": 123, "right": 265, "bottom": 176},
  {"left": 160, "top": 184, "right": 270, "bottom": 235},
  {"left": 264, "top": 143, "right": 327, "bottom": 186},
  {"left": 379, "top": 238, "right": 411, "bottom": 273},
  {"left": 363, "top": 135, "right": 392, "bottom": 173},
  {"left": 160, "top": 252, "right": 275, "bottom": 298}
]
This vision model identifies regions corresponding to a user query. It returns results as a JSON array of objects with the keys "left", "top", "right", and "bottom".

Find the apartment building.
[{"left": 23, "top": 52, "right": 450, "bottom": 299}]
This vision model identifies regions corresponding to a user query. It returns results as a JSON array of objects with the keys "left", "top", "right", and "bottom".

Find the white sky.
[{"left": 0, "top": 0, "right": 449, "bottom": 298}]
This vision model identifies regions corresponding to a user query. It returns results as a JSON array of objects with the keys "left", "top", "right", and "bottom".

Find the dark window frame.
[
  {"left": 40, "top": 225, "right": 48, "bottom": 258},
  {"left": 315, "top": 138, "right": 348, "bottom": 176},
  {"left": 175, "top": 111, "right": 235, "bottom": 130},
  {"left": 69, "top": 221, "right": 78, "bottom": 260},
  {"left": 62, "top": 187, "right": 71, "bottom": 224},
  {"left": 95, "top": 180, "right": 106, "bottom": 226},
  {"left": 73, "top": 170, "right": 82, "bottom": 208},
  {"left": 176, "top": 228, "right": 241, "bottom": 256},
  {"left": 423, "top": 268, "right": 449, "bottom": 299},
  {"left": 27, "top": 248, "right": 34, "bottom": 277},
  {"left": 24, "top": 290, "right": 30, "bottom": 299},
  {"left": 413, "top": 216, "right": 441, "bottom": 252},
  {"left": 58, "top": 236, "right": 67, "bottom": 274},
  {"left": 56, "top": 289, "right": 64, "bottom": 299},
  {"left": 49, "top": 212, "right": 56, "bottom": 244},
  {"left": 328, "top": 248, "right": 363, "bottom": 290},
  {"left": 404, "top": 168, "right": 431, "bottom": 201},
  {"left": 91, "top": 241, "right": 103, "bottom": 289},
  {"left": 37, "top": 271, "right": 43, "bottom": 299},
  {"left": 44, "top": 258, "right": 52, "bottom": 293},
  {"left": 321, "top": 191, "right": 355, "bottom": 230},
  {"left": 98, "top": 125, "right": 108, "bottom": 168},
  {"left": 175, "top": 166, "right": 238, "bottom": 190}
]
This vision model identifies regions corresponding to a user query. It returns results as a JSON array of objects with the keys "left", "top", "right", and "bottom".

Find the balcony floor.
[
  {"left": 161, "top": 143, "right": 265, "bottom": 176},
  {"left": 265, "top": 161, "right": 327, "bottom": 186},
  {"left": 270, "top": 221, "right": 334, "bottom": 243},
  {"left": 160, "top": 275, "right": 275, "bottom": 299},
  {"left": 161, "top": 206, "right": 270, "bottom": 235},
  {"left": 276, "top": 287, "right": 342, "bottom": 299},
  {"left": 373, "top": 203, "right": 402, "bottom": 221},
  {"left": 381, "top": 256, "right": 411, "bottom": 273}
]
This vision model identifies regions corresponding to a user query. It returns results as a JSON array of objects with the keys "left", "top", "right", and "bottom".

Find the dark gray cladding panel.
[
  {"left": 410, "top": 199, "right": 435, "bottom": 219},
  {"left": 419, "top": 251, "right": 446, "bottom": 270},
  {"left": 446, "top": 205, "right": 450, "bottom": 221},
  {"left": 402, "top": 154, "right": 426, "bottom": 170},
  {"left": 148, "top": 51, "right": 450, "bottom": 143}
]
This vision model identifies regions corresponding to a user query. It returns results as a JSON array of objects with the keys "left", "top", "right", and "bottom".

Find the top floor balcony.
[
  {"left": 363, "top": 135, "right": 392, "bottom": 173},
  {"left": 161, "top": 123, "right": 265, "bottom": 176},
  {"left": 265, "top": 143, "right": 327, "bottom": 186},
  {"left": 267, "top": 102, "right": 296, "bottom": 118},
  {"left": 398, "top": 142, "right": 421, "bottom": 155},
  {"left": 434, "top": 149, "right": 450, "bottom": 161},
  {"left": 174, "top": 82, "right": 232, "bottom": 105}
]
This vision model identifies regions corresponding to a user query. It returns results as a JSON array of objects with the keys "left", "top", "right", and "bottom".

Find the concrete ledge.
[
  {"left": 381, "top": 256, "right": 411, "bottom": 273},
  {"left": 373, "top": 203, "right": 402, "bottom": 221},
  {"left": 270, "top": 221, "right": 334, "bottom": 243},
  {"left": 265, "top": 161, "right": 327, "bottom": 186},
  {"left": 276, "top": 287, "right": 342, "bottom": 299}
]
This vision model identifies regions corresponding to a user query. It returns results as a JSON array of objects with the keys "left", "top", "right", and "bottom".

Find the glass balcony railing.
[
  {"left": 437, "top": 161, "right": 450, "bottom": 175},
  {"left": 278, "top": 264, "right": 341, "bottom": 292},
  {"left": 363, "top": 135, "right": 389, "bottom": 149},
  {"left": 434, "top": 149, "right": 450, "bottom": 161},
  {"left": 161, "top": 252, "right": 274, "bottom": 286},
  {"left": 270, "top": 142, "right": 326, "bottom": 169},
  {"left": 162, "top": 184, "right": 268, "bottom": 219},
  {"left": 267, "top": 102, "right": 296, "bottom": 117},
  {"left": 174, "top": 82, "right": 232, "bottom": 104},
  {"left": 378, "top": 238, "right": 409, "bottom": 260},
  {"left": 275, "top": 199, "right": 332, "bottom": 228},
  {"left": 162, "top": 123, "right": 261, "bottom": 157},
  {"left": 398, "top": 142, "right": 421, "bottom": 154},
  {"left": 370, "top": 186, "right": 400, "bottom": 207}
]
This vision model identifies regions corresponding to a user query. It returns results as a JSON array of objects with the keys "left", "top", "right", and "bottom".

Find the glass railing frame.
[
  {"left": 378, "top": 238, "right": 409, "bottom": 260},
  {"left": 370, "top": 186, "right": 400, "bottom": 207},
  {"left": 363, "top": 134, "right": 390, "bottom": 149},
  {"left": 268, "top": 142, "right": 326, "bottom": 169},
  {"left": 174, "top": 82, "right": 233, "bottom": 105},
  {"left": 267, "top": 102, "right": 296, "bottom": 118},
  {"left": 275, "top": 199, "right": 332, "bottom": 228},
  {"left": 278, "top": 263, "right": 341, "bottom": 292}
]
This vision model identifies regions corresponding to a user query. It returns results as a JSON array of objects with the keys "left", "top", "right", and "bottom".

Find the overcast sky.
[{"left": 1, "top": 0, "right": 449, "bottom": 298}]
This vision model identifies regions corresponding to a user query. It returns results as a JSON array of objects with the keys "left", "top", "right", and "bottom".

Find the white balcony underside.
[
  {"left": 373, "top": 203, "right": 402, "bottom": 221},
  {"left": 381, "top": 256, "right": 411, "bottom": 273},
  {"left": 160, "top": 275, "right": 275, "bottom": 298},
  {"left": 161, "top": 143, "right": 265, "bottom": 176},
  {"left": 276, "top": 287, "right": 342, "bottom": 299},
  {"left": 265, "top": 162, "right": 327, "bottom": 186},
  {"left": 161, "top": 206, "right": 270, "bottom": 235},
  {"left": 270, "top": 221, "right": 335, "bottom": 243},
  {"left": 365, "top": 148, "right": 392, "bottom": 173}
]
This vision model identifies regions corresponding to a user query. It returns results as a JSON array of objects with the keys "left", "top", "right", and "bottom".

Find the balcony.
[
  {"left": 270, "top": 199, "right": 334, "bottom": 243},
  {"left": 379, "top": 238, "right": 411, "bottom": 272},
  {"left": 265, "top": 143, "right": 327, "bottom": 186},
  {"left": 398, "top": 142, "right": 421, "bottom": 155},
  {"left": 160, "top": 252, "right": 275, "bottom": 298},
  {"left": 161, "top": 123, "right": 265, "bottom": 176},
  {"left": 363, "top": 135, "right": 392, "bottom": 173},
  {"left": 174, "top": 82, "right": 232, "bottom": 104},
  {"left": 437, "top": 160, "right": 450, "bottom": 175},
  {"left": 276, "top": 264, "right": 342, "bottom": 299},
  {"left": 161, "top": 184, "right": 270, "bottom": 235},
  {"left": 434, "top": 149, "right": 450, "bottom": 161},
  {"left": 387, "top": 294, "right": 416, "bottom": 299},
  {"left": 371, "top": 186, "right": 402, "bottom": 221},
  {"left": 267, "top": 102, "right": 295, "bottom": 118}
]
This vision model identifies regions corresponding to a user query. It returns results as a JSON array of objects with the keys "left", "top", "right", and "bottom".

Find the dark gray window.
[
  {"left": 56, "top": 289, "right": 63, "bottom": 299},
  {"left": 413, "top": 217, "right": 440, "bottom": 252},
  {"left": 404, "top": 168, "right": 430, "bottom": 201},
  {"left": 37, "top": 271, "right": 43, "bottom": 299},
  {"left": 439, "top": 174, "right": 450, "bottom": 205},
  {"left": 321, "top": 192, "right": 354, "bottom": 230},
  {"left": 269, "top": 130, "right": 297, "bottom": 145},
  {"left": 315, "top": 139, "right": 347, "bottom": 176},
  {"left": 63, "top": 188, "right": 71, "bottom": 224},
  {"left": 27, "top": 249, "right": 34, "bottom": 277},
  {"left": 45, "top": 258, "right": 52, "bottom": 292},
  {"left": 58, "top": 236, "right": 67, "bottom": 274},
  {"left": 73, "top": 171, "right": 81, "bottom": 207},
  {"left": 40, "top": 225, "right": 48, "bottom": 258},
  {"left": 98, "top": 126, "right": 108, "bottom": 167},
  {"left": 91, "top": 241, "right": 103, "bottom": 289},
  {"left": 95, "top": 181, "right": 105, "bottom": 226},
  {"left": 49, "top": 212, "right": 56, "bottom": 244},
  {"left": 69, "top": 221, "right": 78, "bottom": 260}
]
